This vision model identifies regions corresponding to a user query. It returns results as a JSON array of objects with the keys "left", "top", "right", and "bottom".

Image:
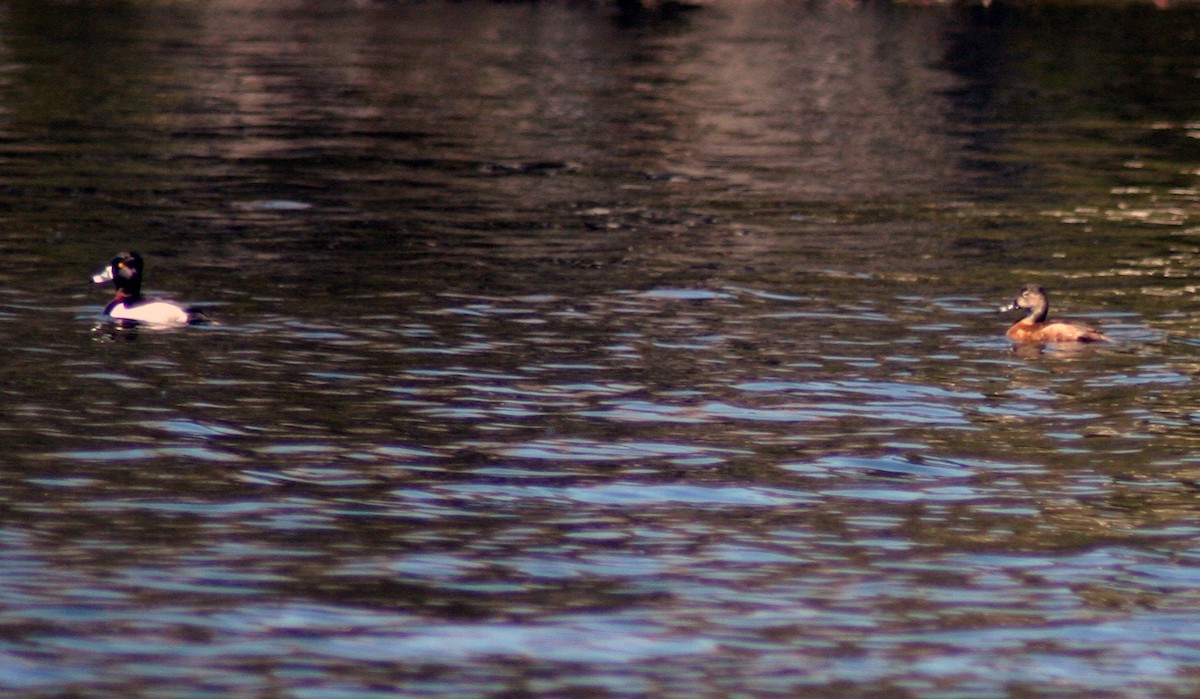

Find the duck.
[
  {"left": 999, "top": 284, "right": 1108, "bottom": 343},
  {"left": 91, "top": 251, "right": 201, "bottom": 325}
]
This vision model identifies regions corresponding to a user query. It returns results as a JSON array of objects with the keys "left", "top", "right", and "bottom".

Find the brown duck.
[{"left": 1000, "top": 285, "right": 1109, "bottom": 343}]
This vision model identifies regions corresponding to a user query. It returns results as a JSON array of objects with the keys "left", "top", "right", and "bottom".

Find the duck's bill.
[
  {"left": 91, "top": 266, "right": 113, "bottom": 285},
  {"left": 998, "top": 300, "right": 1019, "bottom": 312}
]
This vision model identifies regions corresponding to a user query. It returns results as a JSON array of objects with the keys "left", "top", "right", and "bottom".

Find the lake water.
[{"left": 2, "top": 0, "right": 1200, "bottom": 695}]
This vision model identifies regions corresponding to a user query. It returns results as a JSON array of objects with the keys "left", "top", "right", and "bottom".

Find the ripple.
[
  {"left": 50, "top": 446, "right": 245, "bottom": 463},
  {"left": 235, "top": 199, "right": 314, "bottom": 211},
  {"left": 561, "top": 483, "right": 814, "bottom": 507},
  {"left": 497, "top": 438, "right": 748, "bottom": 463},
  {"left": 143, "top": 419, "right": 248, "bottom": 438},
  {"left": 807, "top": 453, "right": 976, "bottom": 479},
  {"left": 820, "top": 486, "right": 982, "bottom": 502},
  {"left": 635, "top": 289, "right": 735, "bottom": 301},
  {"left": 736, "top": 379, "right": 982, "bottom": 402},
  {"left": 307, "top": 618, "right": 717, "bottom": 664}
]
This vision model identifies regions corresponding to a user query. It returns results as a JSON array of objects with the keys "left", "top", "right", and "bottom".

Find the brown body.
[{"left": 1001, "top": 285, "right": 1108, "bottom": 343}]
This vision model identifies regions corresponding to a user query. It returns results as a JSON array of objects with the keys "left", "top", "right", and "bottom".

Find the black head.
[{"left": 91, "top": 251, "right": 145, "bottom": 299}]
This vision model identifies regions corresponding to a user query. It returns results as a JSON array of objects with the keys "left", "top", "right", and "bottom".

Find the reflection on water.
[{"left": 1, "top": 0, "right": 1200, "bottom": 695}]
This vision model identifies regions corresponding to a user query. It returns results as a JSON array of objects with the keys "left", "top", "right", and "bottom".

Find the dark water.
[{"left": 2, "top": 0, "right": 1200, "bottom": 695}]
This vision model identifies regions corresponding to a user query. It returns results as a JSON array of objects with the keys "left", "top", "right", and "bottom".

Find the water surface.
[{"left": 2, "top": 0, "right": 1200, "bottom": 696}]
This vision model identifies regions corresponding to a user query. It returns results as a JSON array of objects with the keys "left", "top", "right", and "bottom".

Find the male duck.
[
  {"left": 91, "top": 251, "right": 200, "bottom": 325},
  {"left": 1000, "top": 284, "right": 1108, "bottom": 343}
]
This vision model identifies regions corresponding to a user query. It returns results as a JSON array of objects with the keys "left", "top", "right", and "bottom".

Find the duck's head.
[
  {"left": 999, "top": 284, "right": 1049, "bottom": 319},
  {"left": 92, "top": 251, "right": 144, "bottom": 299}
]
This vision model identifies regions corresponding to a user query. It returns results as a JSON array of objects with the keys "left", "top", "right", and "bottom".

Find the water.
[{"left": 1, "top": 0, "right": 1200, "bottom": 695}]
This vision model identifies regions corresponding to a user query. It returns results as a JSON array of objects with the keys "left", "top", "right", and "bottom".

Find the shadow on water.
[{"left": 0, "top": 0, "right": 1199, "bottom": 696}]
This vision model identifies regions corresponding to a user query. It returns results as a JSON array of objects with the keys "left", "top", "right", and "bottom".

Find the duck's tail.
[{"left": 186, "top": 307, "right": 217, "bottom": 325}]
